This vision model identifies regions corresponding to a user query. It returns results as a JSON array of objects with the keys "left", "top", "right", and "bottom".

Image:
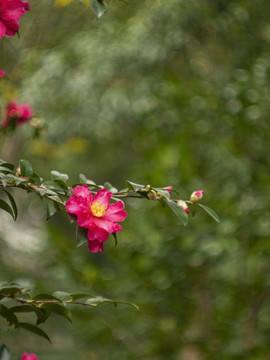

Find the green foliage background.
[{"left": 1, "top": 0, "right": 270, "bottom": 359}]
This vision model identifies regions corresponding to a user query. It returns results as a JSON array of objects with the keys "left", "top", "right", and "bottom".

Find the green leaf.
[
  {"left": 0, "top": 304, "right": 18, "bottom": 326},
  {"left": 126, "top": 181, "right": 145, "bottom": 192},
  {"left": 0, "top": 160, "right": 14, "bottom": 171},
  {"left": 0, "top": 283, "right": 26, "bottom": 297},
  {"left": 19, "top": 159, "right": 33, "bottom": 177},
  {"left": 53, "top": 179, "right": 68, "bottom": 191},
  {"left": 52, "top": 291, "right": 72, "bottom": 302},
  {"left": 44, "top": 199, "right": 57, "bottom": 220},
  {"left": 162, "top": 197, "right": 189, "bottom": 226},
  {"left": 76, "top": 226, "right": 89, "bottom": 248},
  {"left": 79, "top": 174, "right": 96, "bottom": 185},
  {"left": 41, "top": 180, "right": 66, "bottom": 192},
  {"left": 3, "top": 189, "right": 18, "bottom": 221},
  {"left": 112, "top": 232, "right": 118, "bottom": 247},
  {"left": 0, "top": 199, "right": 14, "bottom": 219},
  {"left": 6, "top": 174, "right": 29, "bottom": 185},
  {"left": 197, "top": 204, "right": 220, "bottom": 223},
  {"left": 104, "top": 182, "right": 118, "bottom": 193},
  {"left": 41, "top": 303, "right": 72, "bottom": 323},
  {"left": 90, "top": 0, "right": 107, "bottom": 19},
  {"left": 30, "top": 294, "right": 61, "bottom": 302},
  {"left": 18, "top": 322, "right": 51, "bottom": 343},
  {"left": 85, "top": 296, "right": 139, "bottom": 311},
  {"left": 0, "top": 344, "right": 11, "bottom": 360},
  {"left": 51, "top": 170, "right": 69, "bottom": 182}
]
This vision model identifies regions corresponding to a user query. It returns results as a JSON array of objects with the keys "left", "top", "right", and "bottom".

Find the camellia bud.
[
  {"left": 15, "top": 166, "right": 21, "bottom": 177},
  {"left": 147, "top": 189, "right": 157, "bottom": 201},
  {"left": 177, "top": 200, "right": 189, "bottom": 214},
  {"left": 164, "top": 186, "right": 173, "bottom": 194},
  {"left": 190, "top": 190, "right": 204, "bottom": 203}
]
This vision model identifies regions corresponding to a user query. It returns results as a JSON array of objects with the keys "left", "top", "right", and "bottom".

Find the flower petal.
[
  {"left": 72, "top": 184, "right": 92, "bottom": 202},
  {"left": 88, "top": 239, "right": 104, "bottom": 253},
  {"left": 87, "top": 227, "right": 109, "bottom": 242},
  {"left": 93, "top": 188, "right": 112, "bottom": 207}
]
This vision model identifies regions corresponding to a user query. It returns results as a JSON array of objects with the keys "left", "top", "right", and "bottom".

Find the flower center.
[{"left": 90, "top": 200, "right": 107, "bottom": 217}]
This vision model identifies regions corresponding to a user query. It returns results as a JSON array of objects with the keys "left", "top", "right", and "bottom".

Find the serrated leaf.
[
  {"left": 76, "top": 226, "right": 89, "bottom": 248},
  {"left": 0, "top": 283, "right": 26, "bottom": 296},
  {"left": 19, "top": 159, "right": 33, "bottom": 177},
  {"left": 18, "top": 322, "right": 51, "bottom": 343},
  {"left": 3, "top": 189, "right": 18, "bottom": 221},
  {"left": 0, "top": 344, "right": 11, "bottom": 360},
  {"left": 41, "top": 303, "right": 72, "bottom": 323},
  {"left": 126, "top": 181, "right": 145, "bottom": 192},
  {"left": 197, "top": 204, "right": 220, "bottom": 223},
  {"left": 162, "top": 197, "right": 189, "bottom": 226},
  {"left": 90, "top": 0, "right": 107, "bottom": 19},
  {"left": 51, "top": 170, "right": 69, "bottom": 182},
  {"left": 0, "top": 199, "right": 14, "bottom": 219}
]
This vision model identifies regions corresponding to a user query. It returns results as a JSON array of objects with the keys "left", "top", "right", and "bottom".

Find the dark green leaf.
[
  {"left": 3, "top": 189, "right": 18, "bottom": 221},
  {"left": 19, "top": 159, "right": 33, "bottom": 177},
  {"left": 0, "top": 199, "right": 14, "bottom": 219},
  {"left": 90, "top": 0, "right": 107, "bottom": 19},
  {"left": 53, "top": 179, "right": 68, "bottom": 191},
  {"left": 0, "top": 304, "right": 18, "bottom": 326},
  {"left": 30, "top": 294, "right": 61, "bottom": 302},
  {"left": 162, "top": 197, "right": 189, "bottom": 226},
  {"left": 44, "top": 199, "right": 57, "bottom": 220},
  {"left": 112, "top": 232, "right": 117, "bottom": 247},
  {"left": 18, "top": 322, "right": 51, "bottom": 343},
  {"left": 197, "top": 204, "right": 220, "bottom": 223},
  {"left": 41, "top": 180, "right": 66, "bottom": 192},
  {"left": 41, "top": 303, "right": 72, "bottom": 323},
  {"left": 0, "top": 344, "right": 11, "bottom": 360},
  {"left": 76, "top": 226, "right": 89, "bottom": 248},
  {"left": 0, "top": 160, "right": 14, "bottom": 170}
]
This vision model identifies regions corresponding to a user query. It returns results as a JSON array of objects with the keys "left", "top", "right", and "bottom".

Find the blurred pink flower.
[
  {"left": 0, "top": 69, "right": 5, "bottom": 77},
  {"left": 20, "top": 352, "right": 39, "bottom": 360},
  {"left": 190, "top": 190, "right": 204, "bottom": 203},
  {"left": 66, "top": 185, "right": 127, "bottom": 253},
  {"left": 0, "top": 0, "right": 30, "bottom": 38},
  {"left": 2, "top": 100, "right": 33, "bottom": 129},
  {"left": 164, "top": 186, "right": 173, "bottom": 194}
]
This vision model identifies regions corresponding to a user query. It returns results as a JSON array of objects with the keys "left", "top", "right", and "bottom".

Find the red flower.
[
  {"left": 66, "top": 185, "right": 127, "bottom": 253},
  {"left": 20, "top": 352, "right": 39, "bottom": 360},
  {"left": 2, "top": 100, "right": 33, "bottom": 129},
  {"left": 0, "top": 69, "right": 5, "bottom": 77},
  {"left": 0, "top": 0, "right": 30, "bottom": 38}
]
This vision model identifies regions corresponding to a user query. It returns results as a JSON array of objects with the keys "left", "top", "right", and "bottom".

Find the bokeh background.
[{"left": 1, "top": 0, "right": 270, "bottom": 359}]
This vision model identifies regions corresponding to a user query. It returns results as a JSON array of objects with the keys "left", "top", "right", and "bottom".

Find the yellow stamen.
[{"left": 91, "top": 200, "right": 107, "bottom": 217}]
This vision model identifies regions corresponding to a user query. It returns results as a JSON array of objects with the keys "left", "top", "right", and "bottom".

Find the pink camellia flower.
[
  {"left": 190, "top": 190, "right": 204, "bottom": 203},
  {"left": 20, "top": 352, "right": 39, "bottom": 360},
  {"left": 177, "top": 200, "right": 189, "bottom": 214},
  {"left": 0, "top": 69, "right": 5, "bottom": 77},
  {"left": 2, "top": 100, "right": 33, "bottom": 129},
  {"left": 164, "top": 186, "right": 173, "bottom": 194},
  {"left": 0, "top": 0, "right": 30, "bottom": 38},
  {"left": 66, "top": 185, "right": 127, "bottom": 253}
]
